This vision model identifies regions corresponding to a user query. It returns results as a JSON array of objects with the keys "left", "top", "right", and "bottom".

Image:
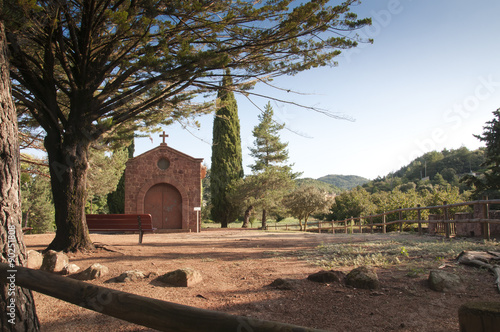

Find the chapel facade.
[{"left": 124, "top": 133, "right": 205, "bottom": 232}]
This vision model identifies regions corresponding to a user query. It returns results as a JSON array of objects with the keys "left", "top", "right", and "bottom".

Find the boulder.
[
  {"left": 157, "top": 268, "right": 202, "bottom": 287},
  {"left": 77, "top": 263, "right": 109, "bottom": 280},
  {"left": 345, "top": 266, "right": 380, "bottom": 290},
  {"left": 62, "top": 263, "right": 80, "bottom": 275},
  {"left": 115, "top": 270, "right": 146, "bottom": 283},
  {"left": 428, "top": 270, "right": 464, "bottom": 292},
  {"left": 41, "top": 250, "right": 69, "bottom": 273},
  {"left": 307, "top": 270, "right": 345, "bottom": 283},
  {"left": 26, "top": 250, "right": 43, "bottom": 269},
  {"left": 269, "top": 278, "right": 299, "bottom": 290}
]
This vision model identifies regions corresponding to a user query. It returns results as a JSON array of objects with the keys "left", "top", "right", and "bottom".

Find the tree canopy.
[{"left": 7, "top": 0, "right": 370, "bottom": 251}]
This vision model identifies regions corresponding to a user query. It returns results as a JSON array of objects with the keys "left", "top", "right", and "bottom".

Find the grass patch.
[{"left": 294, "top": 235, "right": 499, "bottom": 271}]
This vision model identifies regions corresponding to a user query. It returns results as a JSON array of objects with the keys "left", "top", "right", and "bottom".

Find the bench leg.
[{"left": 139, "top": 231, "right": 144, "bottom": 244}]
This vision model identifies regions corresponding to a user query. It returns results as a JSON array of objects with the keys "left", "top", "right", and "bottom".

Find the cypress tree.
[
  {"left": 107, "top": 140, "right": 135, "bottom": 214},
  {"left": 210, "top": 71, "right": 244, "bottom": 227}
]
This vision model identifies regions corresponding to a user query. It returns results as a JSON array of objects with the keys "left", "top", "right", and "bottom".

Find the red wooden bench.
[{"left": 86, "top": 214, "right": 155, "bottom": 244}]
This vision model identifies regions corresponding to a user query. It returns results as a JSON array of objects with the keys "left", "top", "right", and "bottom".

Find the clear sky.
[{"left": 134, "top": 0, "right": 500, "bottom": 180}]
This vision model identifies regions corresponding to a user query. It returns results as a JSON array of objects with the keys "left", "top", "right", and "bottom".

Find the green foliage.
[
  {"left": 107, "top": 140, "right": 134, "bottom": 214},
  {"left": 462, "top": 109, "right": 500, "bottom": 199},
  {"left": 210, "top": 71, "right": 244, "bottom": 227},
  {"left": 20, "top": 158, "right": 55, "bottom": 233},
  {"left": 317, "top": 174, "right": 369, "bottom": 190},
  {"left": 364, "top": 147, "right": 486, "bottom": 194},
  {"left": 250, "top": 102, "right": 291, "bottom": 172},
  {"left": 86, "top": 146, "right": 128, "bottom": 213},
  {"left": 284, "top": 185, "right": 334, "bottom": 230},
  {"left": 296, "top": 178, "right": 339, "bottom": 193}
]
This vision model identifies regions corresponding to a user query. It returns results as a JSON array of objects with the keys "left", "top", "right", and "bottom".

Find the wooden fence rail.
[
  {"left": 0, "top": 263, "right": 326, "bottom": 332},
  {"left": 272, "top": 199, "right": 500, "bottom": 240}
]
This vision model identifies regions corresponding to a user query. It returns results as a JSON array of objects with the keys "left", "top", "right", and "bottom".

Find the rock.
[
  {"left": 27, "top": 250, "right": 43, "bottom": 269},
  {"left": 157, "top": 268, "right": 202, "bottom": 287},
  {"left": 345, "top": 266, "right": 380, "bottom": 290},
  {"left": 41, "top": 250, "right": 69, "bottom": 273},
  {"left": 269, "top": 278, "right": 299, "bottom": 290},
  {"left": 76, "top": 263, "right": 109, "bottom": 280},
  {"left": 307, "top": 270, "right": 345, "bottom": 283},
  {"left": 62, "top": 263, "right": 80, "bottom": 275},
  {"left": 115, "top": 270, "right": 146, "bottom": 282},
  {"left": 428, "top": 270, "right": 465, "bottom": 292}
]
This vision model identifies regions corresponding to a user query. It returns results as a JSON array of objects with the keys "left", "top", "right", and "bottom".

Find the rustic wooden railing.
[
  {"left": 272, "top": 199, "right": 500, "bottom": 240},
  {"left": 0, "top": 263, "right": 326, "bottom": 332}
]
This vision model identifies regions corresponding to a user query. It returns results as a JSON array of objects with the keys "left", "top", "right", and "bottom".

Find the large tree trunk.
[
  {"left": 0, "top": 21, "right": 40, "bottom": 331},
  {"left": 261, "top": 209, "right": 267, "bottom": 230},
  {"left": 45, "top": 131, "right": 94, "bottom": 252}
]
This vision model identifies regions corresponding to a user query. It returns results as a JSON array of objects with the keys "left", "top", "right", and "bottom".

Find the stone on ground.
[
  {"left": 307, "top": 270, "right": 345, "bottom": 283},
  {"left": 76, "top": 263, "right": 109, "bottom": 280},
  {"left": 345, "top": 266, "right": 380, "bottom": 290},
  {"left": 157, "top": 268, "right": 202, "bottom": 287},
  {"left": 115, "top": 270, "right": 146, "bottom": 282},
  {"left": 428, "top": 270, "right": 464, "bottom": 292},
  {"left": 269, "top": 278, "right": 299, "bottom": 290},
  {"left": 62, "top": 263, "right": 80, "bottom": 275},
  {"left": 27, "top": 250, "right": 43, "bottom": 269},
  {"left": 41, "top": 250, "right": 69, "bottom": 273}
]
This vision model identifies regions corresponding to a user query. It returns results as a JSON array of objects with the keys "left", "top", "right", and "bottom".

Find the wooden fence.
[
  {"left": 272, "top": 199, "right": 500, "bottom": 240},
  {"left": 0, "top": 263, "right": 326, "bottom": 332}
]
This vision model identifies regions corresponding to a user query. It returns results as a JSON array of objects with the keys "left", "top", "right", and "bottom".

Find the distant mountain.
[
  {"left": 296, "top": 178, "right": 339, "bottom": 193},
  {"left": 317, "top": 174, "right": 369, "bottom": 190}
]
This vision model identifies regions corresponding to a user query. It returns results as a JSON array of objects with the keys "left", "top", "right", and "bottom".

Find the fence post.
[
  {"left": 350, "top": 216, "right": 354, "bottom": 234},
  {"left": 370, "top": 216, "right": 374, "bottom": 234},
  {"left": 417, "top": 204, "right": 422, "bottom": 236},
  {"left": 318, "top": 220, "right": 322, "bottom": 233},
  {"left": 483, "top": 196, "right": 490, "bottom": 241},
  {"left": 359, "top": 217, "right": 362, "bottom": 234},
  {"left": 443, "top": 201, "right": 450, "bottom": 239},
  {"left": 332, "top": 220, "right": 335, "bottom": 234},
  {"left": 383, "top": 213, "right": 386, "bottom": 234},
  {"left": 399, "top": 207, "right": 403, "bottom": 232},
  {"left": 344, "top": 219, "right": 348, "bottom": 234}
]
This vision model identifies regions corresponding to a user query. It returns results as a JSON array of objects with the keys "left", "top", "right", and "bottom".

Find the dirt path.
[{"left": 24, "top": 230, "right": 498, "bottom": 331}]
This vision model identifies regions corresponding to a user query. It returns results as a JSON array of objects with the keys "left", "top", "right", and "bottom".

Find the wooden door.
[{"left": 144, "top": 183, "right": 182, "bottom": 229}]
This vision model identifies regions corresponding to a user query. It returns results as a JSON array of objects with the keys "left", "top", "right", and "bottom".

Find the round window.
[{"left": 157, "top": 158, "right": 170, "bottom": 170}]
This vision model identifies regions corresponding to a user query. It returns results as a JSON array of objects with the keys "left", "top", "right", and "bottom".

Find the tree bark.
[
  {"left": 44, "top": 131, "right": 95, "bottom": 252},
  {"left": 261, "top": 209, "right": 267, "bottom": 230},
  {"left": 242, "top": 205, "right": 254, "bottom": 228},
  {"left": 0, "top": 21, "right": 40, "bottom": 331}
]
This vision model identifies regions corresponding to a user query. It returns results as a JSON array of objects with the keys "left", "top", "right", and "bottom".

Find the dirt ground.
[{"left": 23, "top": 230, "right": 499, "bottom": 332}]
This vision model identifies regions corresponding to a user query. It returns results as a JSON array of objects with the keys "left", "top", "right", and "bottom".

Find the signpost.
[{"left": 194, "top": 207, "right": 201, "bottom": 233}]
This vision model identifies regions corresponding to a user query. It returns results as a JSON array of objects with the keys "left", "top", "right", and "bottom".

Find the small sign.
[{"left": 194, "top": 207, "right": 201, "bottom": 211}]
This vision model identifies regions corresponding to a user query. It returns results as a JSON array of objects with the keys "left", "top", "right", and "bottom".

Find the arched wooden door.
[{"left": 144, "top": 183, "right": 182, "bottom": 229}]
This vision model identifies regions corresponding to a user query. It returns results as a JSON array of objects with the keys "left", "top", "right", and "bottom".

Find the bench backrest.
[{"left": 86, "top": 214, "right": 154, "bottom": 230}]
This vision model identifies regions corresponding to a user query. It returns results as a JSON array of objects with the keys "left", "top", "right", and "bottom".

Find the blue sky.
[{"left": 135, "top": 0, "right": 500, "bottom": 180}]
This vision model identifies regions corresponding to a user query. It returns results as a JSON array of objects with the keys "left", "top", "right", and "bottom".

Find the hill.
[
  {"left": 296, "top": 178, "right": 340, "bottom": 193},
  {"left": 317, "top": 174, "right": 369, "bottom": 190}
]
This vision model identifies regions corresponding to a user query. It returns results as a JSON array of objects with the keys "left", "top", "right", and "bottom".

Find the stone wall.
[{"left": 124, "top": 143, "right": 204, "bottom": 232}]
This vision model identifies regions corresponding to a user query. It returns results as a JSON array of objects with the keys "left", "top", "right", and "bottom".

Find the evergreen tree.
[
  {"left": 249, "top": 102, "right": 298, "bottom": 228},
  {"left": 107, "top": 140, "right": 135, "bottom": 214},
  {"left": 250, "top": 102, "right": 290, "bottom": 172},
  {"left": 463, "top": 109, "right": 500, "bottom": 198},
  {"left": 211, "top": 71, "right": 243, "bottom": 228}
]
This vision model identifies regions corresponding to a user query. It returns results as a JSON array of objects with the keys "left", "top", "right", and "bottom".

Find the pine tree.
[
  {"left": 464, "top": 109, "right": 500, "bottom": 198},
  {"left": 250, "top": 102, "right": 290, "bottom": 172},
  {"left": 249, "top": 102, "right": 297, "bottom": 228},
  {"left": 210, "top": 71, "right": 244, "bottom": 228}
]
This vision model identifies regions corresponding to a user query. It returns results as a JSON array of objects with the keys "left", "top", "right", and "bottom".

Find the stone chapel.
[{"left": 124, "top": 132, "right": 206, "bottom": 232}]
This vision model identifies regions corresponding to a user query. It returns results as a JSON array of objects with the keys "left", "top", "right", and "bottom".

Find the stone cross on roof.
[{"left": 159, "top": 131, "right": 169, "bottom": 145}]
